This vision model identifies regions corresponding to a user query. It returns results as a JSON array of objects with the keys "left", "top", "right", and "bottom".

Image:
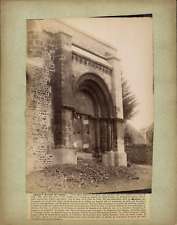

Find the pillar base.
[
  {"left": 53, "top": 148, "right": 77, "bottom": 165},
  {"left": 107, "top": 151, "right": 115, "bottom": 166},
  {"left": 102, "top": 153, "right": 108, "bottom": 165},
  {"left": 114, "top": 151, "right": 127, "bottom": 167}
]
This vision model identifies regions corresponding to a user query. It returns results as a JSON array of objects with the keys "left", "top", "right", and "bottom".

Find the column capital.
[{"left": 112, "top": 117, "right": 125, "bottom": 123}]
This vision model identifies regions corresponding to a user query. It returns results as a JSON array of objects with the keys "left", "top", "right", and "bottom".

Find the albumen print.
[{"left": 26, "top": 18, "right": 153, "bottom": 194}]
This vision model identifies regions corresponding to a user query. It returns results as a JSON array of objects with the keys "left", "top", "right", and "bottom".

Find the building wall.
[
  {"left": 26, "top": 20, "right": 126, "bottom": 174},
  {"left": 26, "top": 61, "right": 54, "bottom": 173},
  {"left": 39, "top": 20, "right": 117, "bottom": 58},
  {"left": 26, "top": 24, "right": 56, "bottom": 173}
]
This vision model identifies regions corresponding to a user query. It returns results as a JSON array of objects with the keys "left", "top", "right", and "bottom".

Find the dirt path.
[{"left": 26, "top": 159, "right": 152, "bottom": 194}]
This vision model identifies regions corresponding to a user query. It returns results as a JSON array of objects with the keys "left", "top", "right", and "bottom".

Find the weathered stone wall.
[
  {"left": 26, "top": 23, "right": 56, "bottom": 173},
  {"left": 39, "top": 20, "right": 117, "bottom": 58},
  {"left": 26, "top": 23, "right": 75, "bottom": 173},
  {"left": 26, "top": 63, "right": 54, "bottom": 173},
  {"left": 26, "top": 20, "right": 127, "bottom": 173}
]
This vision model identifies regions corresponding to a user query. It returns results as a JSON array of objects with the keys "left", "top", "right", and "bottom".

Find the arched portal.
[{"left": 73, "top": 73, "right": 115, "bottom": 157}]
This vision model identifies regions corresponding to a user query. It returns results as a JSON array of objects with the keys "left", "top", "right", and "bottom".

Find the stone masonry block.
[{"left": 53, "top": 148, "right": 77, "bottom": 165}]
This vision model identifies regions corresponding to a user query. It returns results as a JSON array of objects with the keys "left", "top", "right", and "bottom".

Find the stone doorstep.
[
  {"left": 77, "top": 152, "right": 93, "bottom": 160},
  {"left": 102, "top": 151, "right": 127, "bottom": 167},
  {"left": 53, "top": 148, "right": 77, "bottom": 165},
  {"left": 52, "top": 148, "right": 127, "bottom": 167}
]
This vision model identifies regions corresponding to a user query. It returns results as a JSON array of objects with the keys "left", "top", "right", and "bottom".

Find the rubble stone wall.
[{"left": 26, "top": 30, "right": 56, "bottom": 173}]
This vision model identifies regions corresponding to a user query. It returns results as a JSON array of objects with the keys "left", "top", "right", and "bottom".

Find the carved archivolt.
[{"left": 73, "top": 73, "right": 115, "bottom": 118}]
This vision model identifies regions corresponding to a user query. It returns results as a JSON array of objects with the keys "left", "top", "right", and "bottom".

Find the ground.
[{"left": 26, "top": 157, "right": 152, "bottom": 194}]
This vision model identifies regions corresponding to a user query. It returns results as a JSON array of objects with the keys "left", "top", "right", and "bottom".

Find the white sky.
[{"left": 61, "top": 18, "right": 153, "bottom": 130}]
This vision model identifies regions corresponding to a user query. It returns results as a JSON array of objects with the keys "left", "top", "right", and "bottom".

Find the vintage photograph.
[{"left": 26, "top": 17, "right": 153, "bottom": 194}]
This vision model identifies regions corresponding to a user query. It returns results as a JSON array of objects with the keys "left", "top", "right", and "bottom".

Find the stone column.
[
  {"left": 52, "top": 32, "right": 77, "bottom": 165},
  {"left": 107, "top": 119, "right": 112, "bottom": 151},
  {"left": 62, "top": 108, "right": 73, "bottom": 148},
  {"left": 94, "top": 118, "right": 101, "bottom": 158},
  {"left": 100, "top": 120, "right": 107, "bottom": 153},
  {"left": 110, "top": 120, "right": 114, "bottom": 150},
  {"left": 107, "top": 56, "right": 127, "bottom": 167},
  {"left": 114, "top": 120, "right": 127, "bottom": 166},
  {"left": 106, "top": 120, "right": 115, "bottom": 166}
]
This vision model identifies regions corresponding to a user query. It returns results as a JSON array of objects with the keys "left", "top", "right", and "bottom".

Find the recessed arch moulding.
[{"left": 26, "top": 19, "right": 127, "bottom": 173}]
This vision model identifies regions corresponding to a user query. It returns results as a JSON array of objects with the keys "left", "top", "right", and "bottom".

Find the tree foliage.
[
  {"left": 121, "top": 77, "right": 138, "bottom": 120},
  {"left": 146, "top": 124, "right": 154, "bottom": 143},
  {"left": 124, "top": 131, "right": 134, "bottom": 145}
]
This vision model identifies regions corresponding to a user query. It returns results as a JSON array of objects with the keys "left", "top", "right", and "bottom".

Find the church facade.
[{"left": 26, "top": 19, "right": 127, "bottom": 174}]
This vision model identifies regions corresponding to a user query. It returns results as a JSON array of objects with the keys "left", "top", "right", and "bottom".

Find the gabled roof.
[{"left": 125, "top": 122, "right": 148, "bottom": 145}]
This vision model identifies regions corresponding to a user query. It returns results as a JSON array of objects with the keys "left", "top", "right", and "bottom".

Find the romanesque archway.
[
  {"left": 26, "top": 20, "right": 127, "bottom": 173},
  {"left": 73, "top": 73, "right": 115, "bottom": 157}
]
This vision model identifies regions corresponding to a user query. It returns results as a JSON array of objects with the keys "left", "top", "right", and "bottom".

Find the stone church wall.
[
  {"left": 38, "top": 20, "right": 117, "bottom": 58},
  {"left": 26, "top": 20, "right": 127, "bottom": 174},
  {"left": 26, "top": 30, "right": 55, "bottom": 173}
]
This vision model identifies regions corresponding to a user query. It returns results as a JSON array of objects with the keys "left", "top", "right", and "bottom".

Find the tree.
[
  {"left": 146, "top": 123, "right": 154, "bottom": 143},
  {"left": 121, "top": 77, "right": 138, "bottom": 120},
  {"left": 124, "top": 131, "right": 134, "bottom": 145}
]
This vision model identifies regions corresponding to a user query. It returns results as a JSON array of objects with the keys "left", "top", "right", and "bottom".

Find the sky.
[{"left": 61, "top": 18, "right": 153, "bottom": 131}]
